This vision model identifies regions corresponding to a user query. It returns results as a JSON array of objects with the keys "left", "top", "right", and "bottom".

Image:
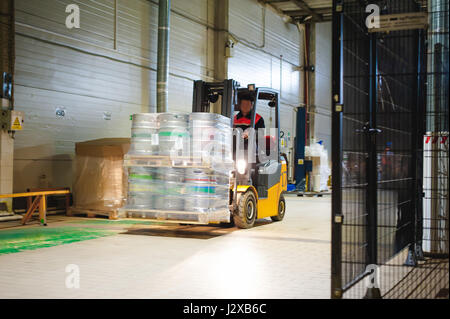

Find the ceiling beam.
[
  {"left": 291, "top": 0, "right": 323, "bottom": 21},
  {"left": 282, "top": 8, "right": 332, "bottom": 17},
  {"left": 294, "top": 16, "right": 332, "bottom": 24},
  {"left": 263, "top": 0, "right": 292, "bottom": 3},
  {"left": 259, "top": 0, "right": 296, "bottom": 24}
]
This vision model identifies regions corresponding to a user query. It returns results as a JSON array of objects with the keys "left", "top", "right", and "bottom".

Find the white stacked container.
[
  {"left": 123, "top": 112, "right": 233, "bottom": 223},
  {"left": 128, "top": 113, "right": 159, "bottom": 155},
  {"left": 157, "top": 113, "right": 189, "bottom": 156}
]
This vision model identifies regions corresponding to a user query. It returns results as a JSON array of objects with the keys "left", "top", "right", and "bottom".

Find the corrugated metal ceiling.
[{"left": 262, "top": 0, "right": 332, "bottom": 23}]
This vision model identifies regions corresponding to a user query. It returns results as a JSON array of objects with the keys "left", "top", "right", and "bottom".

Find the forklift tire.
[
  {"left": 233, "top": 190, "right": 257, "bottom": 229},
  {"left": 271, "top": 194, "right": 286, "bottom": 222}
]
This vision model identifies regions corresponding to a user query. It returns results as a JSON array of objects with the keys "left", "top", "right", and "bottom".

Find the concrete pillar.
[
  {"left": 0, "top": 99, "right": 13, "bottom": 214},
  {"left": 0, "top": 0, "right": 15, "bottom": 214}
]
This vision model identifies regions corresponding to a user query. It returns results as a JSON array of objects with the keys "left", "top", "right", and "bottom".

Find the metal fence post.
[
  {"left": 331, "top": 0, "right": 344, "bottom": 299},
  {"left": 414, "top": 30, "right": 426, "bottom": 261},
  {"left": 407, "top": 28, "right": 426, "bottom": 265},
  {"left": 364, "top": 30, "right": 381, "bottom": 299}
]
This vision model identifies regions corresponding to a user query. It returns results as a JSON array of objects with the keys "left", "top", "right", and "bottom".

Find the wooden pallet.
[
  {"left": 117, "top": 207, "right": 230, "bottom": 224},
  {"left": 123, "top": 154, "right": 233, "bottom": 170},
  {"left": 67, "top": 207, "right": 119, "bottom": 220}
]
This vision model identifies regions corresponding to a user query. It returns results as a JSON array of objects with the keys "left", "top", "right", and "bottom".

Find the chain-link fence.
[{"left": 331, "top": 0, "right": 449, "bottom": 299}]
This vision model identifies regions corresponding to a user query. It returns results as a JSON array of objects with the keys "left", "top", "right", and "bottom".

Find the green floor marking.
[
  {"left": 66, "top": 219, "right": 157, "bottom": 225},
  {"left": 0, "top": 226, "right": 116, "bottom": 255}
]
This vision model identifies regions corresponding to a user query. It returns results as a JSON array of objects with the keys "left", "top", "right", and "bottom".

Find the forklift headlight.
[{"left": 237, "top": 160, "right": 247, "bottom": 174}]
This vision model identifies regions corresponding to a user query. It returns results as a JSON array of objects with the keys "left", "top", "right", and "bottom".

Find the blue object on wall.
[
  {"left": 295, "top": 106, "right": 306, "bottom": 191},
  {"left": 1, "top": 72, "right": 12, "bottom": 100},
  {"left": 287, "top": 184, "right": 296, "bottom": 192}
]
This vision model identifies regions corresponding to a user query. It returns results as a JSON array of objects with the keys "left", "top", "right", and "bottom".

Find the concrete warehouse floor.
[{"left": 0, "top": 195, "right": 331, "bottom": 299}]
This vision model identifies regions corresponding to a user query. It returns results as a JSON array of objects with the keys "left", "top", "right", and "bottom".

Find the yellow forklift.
[{"left": 192, "top": 79, "right": 288, "bottom": 228}]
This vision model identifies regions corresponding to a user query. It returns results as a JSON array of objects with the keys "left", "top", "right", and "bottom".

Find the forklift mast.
[
  {"left": 192, "top": 79, "right": 281, "bottom": 162},
  {"left": 192, "top": 79, "right": 240, "bottom": 127}
]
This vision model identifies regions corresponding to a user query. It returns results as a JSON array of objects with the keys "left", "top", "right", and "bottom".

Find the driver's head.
[{"left": 239, "top": 93, "right": 254, "bottom": 116}]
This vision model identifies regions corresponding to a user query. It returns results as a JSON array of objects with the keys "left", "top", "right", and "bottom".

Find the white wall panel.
[
  {"left": 15, "top": 0, "right": 116, "bottom": 48},
  {"left": 228, "top": 0, "right": 303, "bottom": 144},
  {"left": 314, "top": 22, "right": 332, "bottom": 161},
  {"left": 12, "top": 0, "right": 304, "bottom": 192},
  {"left": 13, "top": 0, "right": 213, "bottom": 191}
]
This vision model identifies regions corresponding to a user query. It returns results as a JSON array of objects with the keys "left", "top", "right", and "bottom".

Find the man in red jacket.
[{"left": 233, "top": 93, "right": 265, "bottom": 139}]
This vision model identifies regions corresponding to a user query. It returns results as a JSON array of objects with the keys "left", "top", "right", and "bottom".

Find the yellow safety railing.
[{"left": 0, "top": 189, "right": 70, "bottom": 225}]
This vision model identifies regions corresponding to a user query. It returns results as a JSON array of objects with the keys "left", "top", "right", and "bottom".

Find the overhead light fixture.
[{"left": 282, "top": 15, "right": 292, "bottom": 23}]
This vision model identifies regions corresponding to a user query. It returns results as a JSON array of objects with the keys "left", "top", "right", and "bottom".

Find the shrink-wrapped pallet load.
[
  {"left": 122, "top": 112, "right": 233, "bottom": 223},
  {"left": 72, "top": 138, "right": 130, "bottom": 215}
]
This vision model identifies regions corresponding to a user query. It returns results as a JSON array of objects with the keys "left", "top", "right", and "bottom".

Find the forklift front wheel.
[
  {"left": 271, "top": 194, "right": 286, "bottom": 222},
  {"left": 233, "top": 190, "right": 257, "bottom": 229}
]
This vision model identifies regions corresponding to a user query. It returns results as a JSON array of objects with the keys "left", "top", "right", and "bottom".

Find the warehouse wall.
[
  {"left": 12, "top": 0, "right": 304, "bottom": 192},
  {"left": 313, "top": 22, "right": 332, "bottom": 160},
  {"left": 13, "top": 0, "right": 215, "bottom": 192},
  {"left": 228, "top": 0, "right": 303, "bottom": 147}
]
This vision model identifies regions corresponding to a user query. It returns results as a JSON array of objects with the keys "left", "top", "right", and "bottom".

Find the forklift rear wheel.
[
  {"left": 271, "top": 194, "right": 286, "bottom": 222},
  {"left": 233, "top": 190, "right": 257, "bottom": 229}
]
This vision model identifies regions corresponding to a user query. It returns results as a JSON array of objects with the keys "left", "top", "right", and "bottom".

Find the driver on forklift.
[{"left": 233, "top": 93, "right": 265, "bottom": 139}]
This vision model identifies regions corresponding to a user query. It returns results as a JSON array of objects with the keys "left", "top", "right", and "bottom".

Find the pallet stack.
[
  {"left": 70, "top": 138, "right": 130, "bottom": 219},
  {"left": 120, "top": 112, "right": 233, "bottom": 224}
]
